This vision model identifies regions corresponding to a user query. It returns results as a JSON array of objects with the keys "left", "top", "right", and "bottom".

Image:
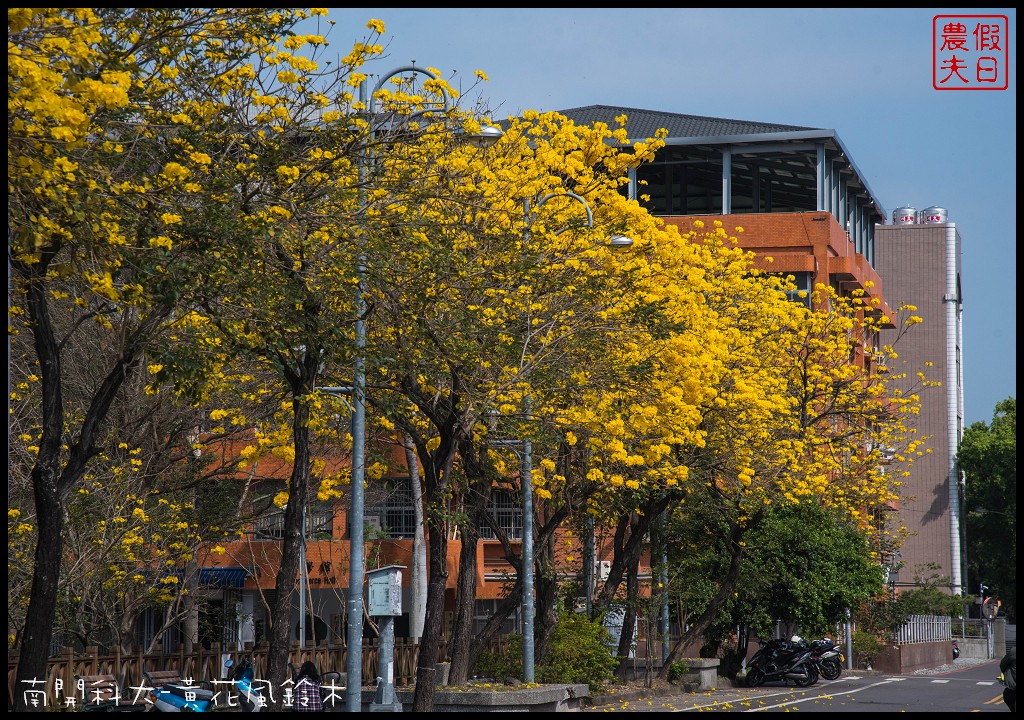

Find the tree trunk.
[
  {"left": 447, "top": 514, "right": 480, "bottom": 685},
  {"left": 181, "top": 557, "right": 200, "bottom": 653},
  {"left": 658, "top": 520, "right": 750, "bottom": 680},
  {"left": 448, "top": 468, "right": 494, "bottom": 685},
  {"left": 14, "top": 270, "right": 155, "bottom": 711},
  {"left": 412, "top": 517, "right": 448, "bottom": 712},
  {"left": 615, "top": 564, "right": 640, "bottom": 680},
  {"left": 593, "top": 495, "right": 669, "bottom": 618},
  {"left": 534, "top": 513, "right": 560, "bottom": 664},
  {"left": 264, "top": 383, "right": 314, "bottom": 709},
  {"left": 15, "top": 474, "right": 64, "bottom": 712},
  {"left": 404, "top": 435, "right": 426, "bottom": 643}
]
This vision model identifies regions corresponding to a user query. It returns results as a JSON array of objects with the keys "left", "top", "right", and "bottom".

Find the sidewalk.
[{"left": 583, "top": 678, "right": 786, "bottom": 712}]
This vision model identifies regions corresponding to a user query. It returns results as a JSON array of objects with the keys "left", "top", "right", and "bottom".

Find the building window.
[
  {"left": 136, "top": 607, "right": 181, "bottom": 652},
  {"left": 473, "top": 599, "right": 519, "bottom": 636},
  {"left": 776, "top": 271, "right": 813, "bottom": 307},
  {"left": 480, "top": 489, "right": 523, "bottom": 541},
  {"left": 632, "top": 148, "right": 724, "bottom": 215},
  {"left": 365, "top": 485, "right": 417, "bottom": 539}
]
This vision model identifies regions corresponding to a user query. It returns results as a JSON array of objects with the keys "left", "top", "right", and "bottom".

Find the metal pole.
[
  {"left": 583, "top": 515, "right": 594, "bottom": 617},
  {"left": 369, "top": 616, "right": 399, "bottom": 711},
  {"left": 521, "top": 391, "right": 534, "bottom": 683},
  {"left": 346, "top": 77, "right": 369, "bottom": 713},
  {"left": 346, "top": 65, "right": 460, "bottom": 711},
  {"left": 516, "top": 190, "right": 629, "bottom": 682},
  {"left": 660, "top": 508, "right": 670, "bottom": 667},
  {"left": 959, "top": 473, "right": 969, "bottom": 627},
  {"left": 299, "top": 502, "right": 307, "bottom": 649},
  {"left": 519, "top": 197, "right": 535, "bottom": 683},
  {"left": 987, "top": 618, "right": 993, "bottom": 659},
  {"left": 845, "top": 608, "right": 853, "bottom": 670}
]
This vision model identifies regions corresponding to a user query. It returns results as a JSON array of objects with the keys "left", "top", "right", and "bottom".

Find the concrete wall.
[{"left": 863, "top": 641, "right": 952, "bottom": 673}]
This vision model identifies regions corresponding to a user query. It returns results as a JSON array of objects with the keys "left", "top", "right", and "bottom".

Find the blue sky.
[{"left": 309, "top": 8, "right": 1015, "bottom": 425}]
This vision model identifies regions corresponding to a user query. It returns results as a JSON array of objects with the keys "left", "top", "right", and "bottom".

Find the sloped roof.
[
  {"left": 549, "top": 104, "right": 884, "bottom": 221},
  {"left": 553, "top": 104, "right": 819, "bottom": 142}
]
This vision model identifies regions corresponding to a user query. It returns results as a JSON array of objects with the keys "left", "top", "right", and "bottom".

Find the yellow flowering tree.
[
  {"left": 142, "top": 17, "right": 512, "bottom": 704},
  {"left": 347, "top": 106, "right": 674, "bottom": 693},
  {"left": 7, "top": 8, "right": 347, "bottom": 706},
  {"left": 649, "top": 277, "right": 931, "bottom": 676},
  {"left": 556, "top": 219, "right": 802, "bottom": 669}
]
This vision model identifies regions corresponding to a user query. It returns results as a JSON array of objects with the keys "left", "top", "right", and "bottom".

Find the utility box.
[{"left": 367, "top": 565, "right": 404, "bottom": 617}]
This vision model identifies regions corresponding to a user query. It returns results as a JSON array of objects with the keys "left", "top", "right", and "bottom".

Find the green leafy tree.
[
  {"left": 740, "top": 502, "right": 883, "bottom": 635},
  {"left": 958, "top": 397, "right": 1016, "bottom": 621},
  {"left": 897, "top": 563, "right": 973, "bottom": 617},
  {"left": 663, "top": 492, "right": 883, "bottom": 678}
]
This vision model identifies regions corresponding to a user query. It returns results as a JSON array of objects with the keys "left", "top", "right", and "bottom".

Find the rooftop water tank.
[
  {"left": 892, "top": 206, "right": 917, "bottom": 225},
  {"left": 920, "top": 206, "right": 948, "bottom": 224}
]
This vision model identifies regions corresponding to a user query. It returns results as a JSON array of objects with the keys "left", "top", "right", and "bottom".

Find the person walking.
[
  {"left": 999, "top": 646, "right": 1016, "bottom": 712},
  {"left": 293, "top": 660, "right": 324, "bottom": 712}
]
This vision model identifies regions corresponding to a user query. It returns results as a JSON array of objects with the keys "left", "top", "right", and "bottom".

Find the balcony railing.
[{"left": 253, "top": 509, "right": 334, "bottom": 540}]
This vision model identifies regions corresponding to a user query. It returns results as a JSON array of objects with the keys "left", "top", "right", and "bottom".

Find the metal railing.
[
  {"left": 951, "top": 617, "right": 995, "bottom": 638},
  {"left": 895, "top": 614, "right": 951, "bottom": 645}
]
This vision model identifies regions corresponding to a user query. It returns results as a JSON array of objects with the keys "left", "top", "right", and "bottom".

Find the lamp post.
[
  {"left": 518, "top": 191, "right": 633, "bottom": 682},
  {"left": 299, "top": 502, "right": 307, "bottom": 649},
  {"left": 315, "top": 384, "right": 355, "bottom": 657},
  {"left": 348, "top": 66, "right": 501, "bottom": 711}
]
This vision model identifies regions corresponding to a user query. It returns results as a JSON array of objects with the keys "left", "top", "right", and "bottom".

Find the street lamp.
[
  {"left": 972, "top": 508, "right": 1009, "bottom": 517},
  {"left": 518, "top": 191, "right": 633, "bottom": 682},
  {"left": 299, "top": 502, "right": 308, "bottom": 649},
  {"left": 314, "top": 385, "right": 355, "bottom": 655},
  {"left": 349, "top": 66, "right": 502, "bottom": 711}
]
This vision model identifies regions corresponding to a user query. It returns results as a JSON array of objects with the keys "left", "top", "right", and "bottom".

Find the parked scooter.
[
  {"left": 223, "top": 657, "right": 265, "bottom": 712},
  {"left": 952, "top": 639, "right": 961, "bottom": 659},
  {"left": 146, "top": 656, "right": 265, "bottom": 712},
  {"left": 745, "top": 636, "right": 819, "bottom": 688},
  {"left": 807, "top": 637, "right": 844, "bottom": 680},
  {"left": 145, "top": 676, "right": 217, "bottom": 712}
]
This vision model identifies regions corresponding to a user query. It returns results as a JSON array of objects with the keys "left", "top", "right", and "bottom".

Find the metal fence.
[
  {"left": 895, "top": 614, "right": 951, "bottom": 645},
  {"left": 952, "top": 618, "right": 990, "bottom": 638}
]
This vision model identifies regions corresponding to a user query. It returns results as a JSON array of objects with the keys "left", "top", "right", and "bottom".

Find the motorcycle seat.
[{"left": 157, "top": 683, "right": 215, "bottom": 702}]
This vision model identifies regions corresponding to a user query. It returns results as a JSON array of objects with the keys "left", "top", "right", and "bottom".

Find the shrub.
[
  {"left": 852, "top": 629, "right": 884, "bottom": 668},
  {"left": 536, "top": 614, "right": 618, "bottom": 693},
  {"left": 474, "top": 633, "right": 523, "bottom": 680},
  {"left": 667, "top": 660, "right": 691, "bottom": 684}
]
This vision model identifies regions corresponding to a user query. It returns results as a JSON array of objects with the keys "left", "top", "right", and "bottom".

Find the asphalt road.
[{"left": 584, "top": 657, "right": 1011, "bottom": 713}]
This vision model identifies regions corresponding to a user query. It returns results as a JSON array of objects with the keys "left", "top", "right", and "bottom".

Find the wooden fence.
[{"left": 8, "top": 638, "right": 460, "bottom": 711}]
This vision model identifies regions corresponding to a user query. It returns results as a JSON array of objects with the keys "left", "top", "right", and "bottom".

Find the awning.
[{"left": 199, "top": 567, "right": 252, "bottom": 589}]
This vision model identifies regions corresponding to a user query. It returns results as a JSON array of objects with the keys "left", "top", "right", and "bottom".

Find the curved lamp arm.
[
  {"left": 369, "top": 64, "right": 451, "bottom": 126},
  {"left": 368, "top": 65, "right": 502, "bottom": 149},
  {"left": 526, "top": 191, "right": 634, "bottom": 247}
]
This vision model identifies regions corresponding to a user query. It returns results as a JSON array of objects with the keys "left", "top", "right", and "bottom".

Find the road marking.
[
  {"left": 930, "top": 679, "right": 951, "bottom": 683},
  {"left": 743, "top": 679, "right": 901, "bottom": 712}
]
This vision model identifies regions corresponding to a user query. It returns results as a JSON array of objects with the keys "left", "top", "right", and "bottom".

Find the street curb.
[{"left": 586, "top": 682, "right": 703, "bottom": 707}]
